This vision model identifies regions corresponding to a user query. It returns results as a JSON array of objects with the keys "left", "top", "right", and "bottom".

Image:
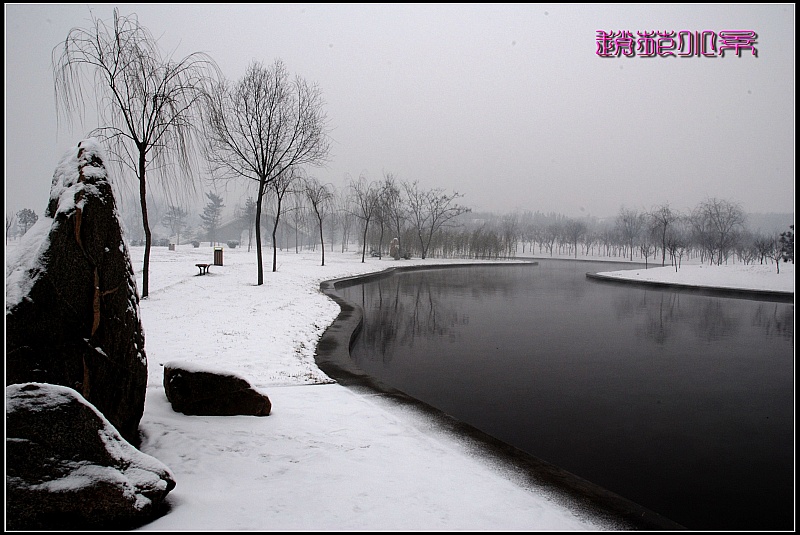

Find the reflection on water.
[
  {"left": 359, "top": 274, "right": 471, "bottom": 362},
  {"left": 612, "top": 290, "right": 742, "bottom": 345},
  {"left": 339, "top": 260, "right": 794, "bottom": 531},
  {"left": 751, "top": 302, "right": 795, "bottom": 342},
  {"left": 694, "top": 299, "right": 741, "bottom": 342}
]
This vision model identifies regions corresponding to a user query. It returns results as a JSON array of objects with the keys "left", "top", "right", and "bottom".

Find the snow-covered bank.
[
  {"left": 126, "top": 246, "right": 620, "bottom": 530},
  {"left": 596, "top": 262, "right": 794, "bottom": 294}
]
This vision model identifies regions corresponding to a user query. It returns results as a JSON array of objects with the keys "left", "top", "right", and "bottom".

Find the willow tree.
[
  {"left": 53, "top": 9, "right": 218, "bottom": 298},
  {"left": 205, "top": 59, "right": 330, "bottom": 285}
]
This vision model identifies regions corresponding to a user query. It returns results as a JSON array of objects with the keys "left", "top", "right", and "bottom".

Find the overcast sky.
[{"left": 5, "top": 4, "right": 795, "bottom": 221}]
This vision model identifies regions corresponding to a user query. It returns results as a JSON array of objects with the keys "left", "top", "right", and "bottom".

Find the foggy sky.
[{"left": 5, "top": 4, "right": 795, "bottom": 221}]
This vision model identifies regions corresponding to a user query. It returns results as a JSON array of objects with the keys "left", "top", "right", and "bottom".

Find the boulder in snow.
[
  {"left": 5, "top": 139, "right": 147, "bottom": 444},
  {"left": 164, "top": 362, "right": 272, "bottom": 416},
  {"left": 6, "top": 383, "right": 176, "bottom": 530}
]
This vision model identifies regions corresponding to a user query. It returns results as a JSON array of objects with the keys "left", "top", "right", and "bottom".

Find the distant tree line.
[
  {"left": 44, "top": 7, "right": 794, "bottom": 291},
  {"left": 13, "top": 184, "right": 793, "bottom": 278}
]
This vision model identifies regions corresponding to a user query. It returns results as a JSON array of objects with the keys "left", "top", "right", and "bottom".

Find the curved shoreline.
[
  {"left": 316, "top": 262, "right": 686, "bottom": 531},
  {"left": 586, "top": 271, "right": 794, "bottom": 303}
]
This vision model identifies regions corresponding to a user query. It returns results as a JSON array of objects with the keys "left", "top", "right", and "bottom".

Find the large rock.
[
  {"left": 164, "top": 362, "right": 272, "bottom": 416},
  {"left": 6, "top": 139, "right": 147, "bottom": 444},
  {"left": 6, "top": 383, "right": 175, "bottom": 530}
]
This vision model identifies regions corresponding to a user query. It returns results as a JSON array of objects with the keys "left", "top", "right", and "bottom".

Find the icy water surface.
[{"left": 339, "top": 260, "right": 794, "bottom": 531}]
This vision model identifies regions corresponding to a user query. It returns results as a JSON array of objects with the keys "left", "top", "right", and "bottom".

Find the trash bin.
[
  {"left": 214, "top": 247, "right": 223, "bottom": 266},
  {"left": 169, "top": 243, "right": 175, "bottom": 251}
]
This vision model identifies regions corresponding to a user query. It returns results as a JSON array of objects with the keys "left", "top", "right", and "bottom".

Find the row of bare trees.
[
  {"left": 131, "top": 180, "right": 794, "bottom": 274},
  {"left": 123, "top": 180, "right": 792, "bottom": 275},
  {"left": 477, "top": 199, "right": 792, "bottom": 273},
  {"left": 221, "top": 172, "right": 470, "bottom": 267},
  {"left": 614, "top": 199, "right": 758, "bottom": 270},
  {"left": 346, "top": 173, "right": 470, "bottom": 262}
]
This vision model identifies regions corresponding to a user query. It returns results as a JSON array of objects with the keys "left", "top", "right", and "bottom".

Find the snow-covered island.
[
  {"left": 594, "top": 262, "right": 794, "bottom": 294},
  {"left": 4, "top": 242, "right": 794, "bottom": 530}
]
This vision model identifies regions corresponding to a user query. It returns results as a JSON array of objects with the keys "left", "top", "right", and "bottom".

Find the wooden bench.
[{"left": 196, "top": 263, "right": 211, "bottom": 275}]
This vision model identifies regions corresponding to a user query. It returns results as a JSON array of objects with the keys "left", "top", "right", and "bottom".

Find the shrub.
[
  {"left": 227, "top": 240, "right": 239, "bottom": 249},
  {"left": 192, "top": 240, "right": 200, "bottom": 248}
]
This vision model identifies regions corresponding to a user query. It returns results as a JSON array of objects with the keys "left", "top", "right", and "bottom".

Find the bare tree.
[
  {"left": 204, "top": 59, "right": 330, "bottom": 284},
  {"left": 371, "top": 184, "right": 394, "bottom": 259},
  {"left": 403, "top": 181, "right": 470, "bottom": 259},
  {"left": 695, "top": 198, "right": 747, "bottom": 265},
  {"left": 162, "top": 204, "right": 188, "bottom": 246},
  {"left": 649, "top": 203, "right": 678, "bottom": 266},
  {"left": 381, "top": 172, "right": 408, "bottom": 254},
  {"left": 734, "top": 231, "right": 758, "bottom": 265},
  {"left": 6, "top": 212, "right": 17, "bottom": 244},
  {"left": 664, "top": 217, "right": 690, "bottom": 272},
  {"left": 616, "top": 207, "right": 644, "bottom": 261},
  {"left": 240, "top": 196, "right": 257, "bottom": 252},
  {"left": 289, "top": 193, "right": 309, "bottom": 254},
  {"left": 563, "top": 218, "right": 588, "bottom": 259},
  {"left": 638, "top": 232, "right": 656, "bottom": 268},
  {"left": 304, "top": 177, "right": 334, "bottom": 266},
  {"left": 760, "top": 226, "right": 794, "bottom": 274},
  {"left": 335, "top": 192, "right": 356, "bottom": 253},
  {"left": 268, "top": 167, "right": 300, "bottom": 271},
  {"left": 53, "top": 8, "right": 219, "bottom": 297},
  {"left": 767, "top": 235, "right": 785, "bottom": 274},
  {"left": 753, "top": 232, "right": 775, "bottom": 265},
  {"left": 348, "top": 175, "right": 380, "bottom": 263},
  {"left": 501, "top": 212, "right": 520, "bottom": 257}
]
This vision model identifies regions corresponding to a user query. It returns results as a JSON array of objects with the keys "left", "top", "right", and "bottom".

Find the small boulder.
[
  {"left": 6, "top": 382, "right": 176, "bottom": 530},
  {"left": 163, "top": 362, "right": 271, "bottom": 416}
]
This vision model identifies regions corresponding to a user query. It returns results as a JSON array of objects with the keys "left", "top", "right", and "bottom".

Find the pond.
[{"left": 336, "top": 260, "right": 794, "bottom": 531}]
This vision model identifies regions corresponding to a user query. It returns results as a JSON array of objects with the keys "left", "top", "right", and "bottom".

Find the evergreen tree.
[
  {"left": 779, "top": 225, "right": 794, "bottom": 263},
  {"left": 200, "top": 192, "right": 225, "bottom": 246},
  {"left": 16, "top": 208, "right": 38, "bottom": 235}
]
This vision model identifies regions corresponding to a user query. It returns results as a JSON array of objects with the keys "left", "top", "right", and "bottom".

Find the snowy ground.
[{"left": 5, "top": 241, "right": 793, "bottom": 530}]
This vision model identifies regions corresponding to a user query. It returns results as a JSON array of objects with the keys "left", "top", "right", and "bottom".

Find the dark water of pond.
[{"left": 337, "top": 260, "right": 794, "bottom": 531}]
